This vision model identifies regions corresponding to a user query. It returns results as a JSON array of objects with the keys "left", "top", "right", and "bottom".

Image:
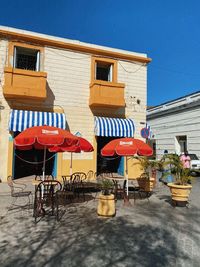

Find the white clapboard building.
[{"left": 147, "top": 91, "right": 200, "bottom": 159}]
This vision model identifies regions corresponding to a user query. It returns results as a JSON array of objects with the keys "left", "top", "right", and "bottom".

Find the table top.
[
  {"left": 97, "top": 173, "right": 138, "bottom": 181},
  {"left": 100, "top": 175, "right": 125, "bottom": 181},
  {"left": 32, "top": 180, "right": 59, "bottom": 186},
  {"left": 32, "top": 180, "right": 41, "bottom": 186}
]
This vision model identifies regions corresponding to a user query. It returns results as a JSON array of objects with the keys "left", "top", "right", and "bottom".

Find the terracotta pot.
[
  {"left": 97, "top": 193, "right": 116, "bottom": 217},
  {"left": 137, "top": 177, "right": 155, "bottom": 192},
  {"left": 167, "top": 183, "right": 192, "bottom": 202},
  {"left": 151, "top": 169, "right": 157, "bottom": 187}
]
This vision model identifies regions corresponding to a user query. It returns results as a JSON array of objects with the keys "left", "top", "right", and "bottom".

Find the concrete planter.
[
  {"left": 97, "top": 193, "right": 116, "bottom": 217},
  {"left": 167, "top": 183, "right": 192, "bottom": 202}
]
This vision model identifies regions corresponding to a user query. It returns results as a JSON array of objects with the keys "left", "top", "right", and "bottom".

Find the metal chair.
[
  {"left": 33, "top": 180, "right": 62, "bottom": 223},
  {"left": 71, "top": 172, "right": 87, "bottom": 182},
  {"left": 7, "top": 176, "right": 32, "bottom": 210},
  {"left": 86, "top": 170, "right": 94, "bottom": 181},
  {"left": 113, "top": 180, "right": 125, "bottom": 200},
  {"left": 61, "top": 175, "right": 75, "bottom": 201},
  {"left": 35, "top": 174, "right": 54, "bottom": 181}
]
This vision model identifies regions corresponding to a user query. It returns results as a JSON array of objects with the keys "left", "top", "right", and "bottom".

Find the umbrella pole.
[
  {"left": 126, "top": 156, "right": 128, "bottom": 196},
  {"left": 70, "top": 152, "right": 73, "bottom": 175},
  {"left": 42, "top": 146, "right": 47, "bottom": 181},
  {"left": 123, "top": 156, "right": 131, "bottom": 206}
]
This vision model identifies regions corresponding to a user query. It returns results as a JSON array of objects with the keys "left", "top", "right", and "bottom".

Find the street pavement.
[{"left": 0, "top": 176, "right": 200, "bottom": 267}]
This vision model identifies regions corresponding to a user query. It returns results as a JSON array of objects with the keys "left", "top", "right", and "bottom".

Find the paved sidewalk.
[{"left": 0, "top": 177, "right": 200, "bottom": 267}]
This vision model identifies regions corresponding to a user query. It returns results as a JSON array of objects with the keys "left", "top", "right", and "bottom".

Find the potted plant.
[
  {"left": 97, "top": 178, "right": 116, "bottom": 217},
  {"left": 161, "top": 154, "right": 192, "bottom": 204},
  {"left": 135, "top": 156, "right": 158, "bottom": 192}
]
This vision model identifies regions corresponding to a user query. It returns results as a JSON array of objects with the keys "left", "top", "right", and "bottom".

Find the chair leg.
[
  {"left": 56, "top": 196, "right": 59, "bottom": 221},
  {"left": 7, "top": 196, "right": 16, "bottom": 211},
  {"left": 34, "top": 201, "right": 45, "bottom": 223}
]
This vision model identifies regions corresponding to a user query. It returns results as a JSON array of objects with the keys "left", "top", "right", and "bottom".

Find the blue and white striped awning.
[
  {"left": 9, "top": 109, "right": 66, "bottom": 132},
  {"left": 94, "top": 116, "right": 135, "bottom": 137}
]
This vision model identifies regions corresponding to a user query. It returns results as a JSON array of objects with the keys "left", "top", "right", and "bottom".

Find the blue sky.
[{"left": 1, "top": 0, "right": 200, "bottom": 106}]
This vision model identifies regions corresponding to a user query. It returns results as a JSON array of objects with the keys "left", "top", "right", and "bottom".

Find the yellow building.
[{"left": 0, "top": 26, "right": 151, "bottom": 182}]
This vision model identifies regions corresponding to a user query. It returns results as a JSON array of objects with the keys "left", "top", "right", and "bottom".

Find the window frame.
[
  {"left": 8, "top": 42, "right": 44, "bottom": 72},
  {"left": 91, "top": 56, "right": 118, "bottom": 84}
]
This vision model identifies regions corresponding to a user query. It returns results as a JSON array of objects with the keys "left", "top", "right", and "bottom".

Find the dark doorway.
[
  {"left": 13, "top": 132, "right": 55, "bottom": 179},
  {"left": 97, "top": 136, "right": 123, "bottom": 175}
]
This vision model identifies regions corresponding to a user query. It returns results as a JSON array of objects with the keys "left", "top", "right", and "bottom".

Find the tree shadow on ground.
[
  {"left": 1, "top": 202, "right": 198, "bottom": 267},
  {"left": 1, "top": 178, "right": 200, "bottom": 267}
]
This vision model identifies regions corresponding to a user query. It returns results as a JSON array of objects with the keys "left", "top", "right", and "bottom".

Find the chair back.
[
  {"left": 62, "top": 175, "right": 73, "bottom": 191},
  {"left": 71, "top": 172, "right": 87, "bottom": 183},
  {"left": 35, "top": 174, "right": 54, "bottom": 181},
  {"left": 36, "top": 180, "right": 62, "bottom": 202},
  {"left": 86, "top": 170, "right": 94, "bottom": 181}
]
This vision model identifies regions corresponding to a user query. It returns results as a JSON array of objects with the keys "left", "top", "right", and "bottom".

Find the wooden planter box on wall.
[
  {"left": 3, "top": 67, "right": 47, "bottom": 101},
  {"left": 89, "top": 80, "right": 125, "bottom": 108}
]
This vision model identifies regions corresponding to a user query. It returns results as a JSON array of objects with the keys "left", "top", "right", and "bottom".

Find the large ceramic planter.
[
  {"left": 137, "top": 177, "right": 155, "bottom": 192},
  {"left": 97, "top": 193, "right": 116, "bottom": 217},
  {"left": 167, "top": 183, "right": 192, "bottom": 202}
]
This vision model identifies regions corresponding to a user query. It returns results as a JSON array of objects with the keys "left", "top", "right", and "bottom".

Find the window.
[
  {"left": 175, "top": 135, "right": 187, "bottom": 155},
  {"left": 96, "top": 62, "right": 113, "bottom": 82},
  {"left": 91, "top": 57, "right": 117, "bottom": 83},
  {"left": 14, "top": 46, "right": 40, "bottom": 71}
]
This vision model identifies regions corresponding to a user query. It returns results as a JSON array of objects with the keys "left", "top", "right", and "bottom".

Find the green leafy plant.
[
  {"left": 99, "top": 178, "right": 114, "bottom": 195},
  {"left": 134, "top": 156, "right": 160, "bottom": 178},
  {"left": 160, "top": 154, "right": 192, "bottom": 185}
]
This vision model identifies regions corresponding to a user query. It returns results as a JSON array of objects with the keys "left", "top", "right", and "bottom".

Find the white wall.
[{"left": 148, "top": 105, "right": 200, "bottom": 159}]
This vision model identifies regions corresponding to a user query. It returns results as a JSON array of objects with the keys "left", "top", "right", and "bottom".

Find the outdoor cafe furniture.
[
  {"left": 61, "top": 175, "right": 76, "bottom": 201},
  {"left": 35, "top": 174, "right": 54, "bottom": 181},
  {"left": 62, "top": 172, "right": 99, "bottom": 201},
  {"left": 98, "top": 172, "right": 126, "bottom": 201},
  {"left": 7, "top": 176, "right": 33, "bottom": 210},
  {"left": 101, "top": 138, "right": 153, "bottom": 197},
  {"left": 99, "top": 172, "right": 151, "bottom": 203},
  {"left": 33, "top": 180, "right": 62, "bottom": 223}
]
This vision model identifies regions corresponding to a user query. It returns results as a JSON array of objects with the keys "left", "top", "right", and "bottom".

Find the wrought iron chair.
[
  {"left": 70, "top": 172, "right": 87, "bottom": 200},
  {"left": 7, "top": 176, "right": 33, "bottom": 210},
  {"left": 61, "top": 175, "right": 75, "bottom": 202},
  {"left": 86, "top": 170, "right": 94, "bottom": 181},
  {"left": 113, "top": 180, "right": 126, "bottom": 200},
  {"left": 33, "top": 180, "right": 62, "bottom": 223},
  {"left": 71, "top": 172, "right": 87, "bottom": 182},
  {"left": 56, "top": 179, "right": 75, "bottom": 221},
  {"left": 35, "top": 174, "right": 54, "bottom": 181}
]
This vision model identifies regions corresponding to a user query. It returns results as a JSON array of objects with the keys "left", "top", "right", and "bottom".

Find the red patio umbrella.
[
  {"left": 101, "top": 138, "right": 153, "bottom": 196},
  {"left": 14, "top": 125, "right": 79, "bottom": 180},
  {"left": 49, "top": 137, "right": 94, "bottom": 174}
]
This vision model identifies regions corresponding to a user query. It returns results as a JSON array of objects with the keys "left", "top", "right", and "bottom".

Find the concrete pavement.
[{"left": 0, "top": 177, "right": 200, "bottom": 267}]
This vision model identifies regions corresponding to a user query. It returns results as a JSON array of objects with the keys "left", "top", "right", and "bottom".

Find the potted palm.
[
  {"left": 97, "top": 178, "right": 116, "bottom": 217},
  {"left": 162, "top": 154, "right": 192, "bottom": 204},
  {"left": 136, "top": 156, "right": 158, "bottom": 192}
]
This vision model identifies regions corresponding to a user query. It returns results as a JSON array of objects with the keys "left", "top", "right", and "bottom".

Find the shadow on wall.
[
  {"left": 90, "top": 106, "right": 126, "bottom": 119},
  {"left": 6, "top": 81, "right": 70, "bottom": 131}
]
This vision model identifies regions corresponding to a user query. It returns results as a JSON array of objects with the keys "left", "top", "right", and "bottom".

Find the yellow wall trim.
[{"left": 0, "top": 29, "right": 152, "bottom": 63}]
